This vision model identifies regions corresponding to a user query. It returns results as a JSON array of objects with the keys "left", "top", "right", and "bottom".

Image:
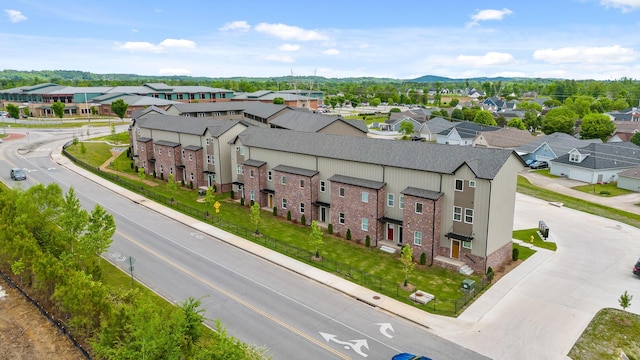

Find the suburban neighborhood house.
[
  {"left": 549, "top": 142, "right": 640, "bottom": 184},
  {"left": 230, "top": 127, "right": 524, "bottom": 274}
]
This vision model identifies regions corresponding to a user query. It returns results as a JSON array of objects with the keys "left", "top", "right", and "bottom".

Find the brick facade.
[
  {"left": 152, "top": 143, "right": 180, "bottom": 181},
  {"left": 183, "top": 148, "right": 204, "bottom": 188},
  {"left": 329, "top": 181, "right": 384, "bottom": 241},
  {"left": 402, "top": 195, "right": 442, "bottom": 265},
  {"left": 274, "top": 170, "right": 317, "bottom": 224}
]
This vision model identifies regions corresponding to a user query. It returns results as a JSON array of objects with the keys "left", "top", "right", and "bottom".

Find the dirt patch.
[{"left": 0, "top": 284, "right": 86, "bottom": 360}]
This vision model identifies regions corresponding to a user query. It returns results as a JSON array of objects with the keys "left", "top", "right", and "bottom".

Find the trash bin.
[{"left": 461, "top": 279, "right": 475, "bottom": 291}]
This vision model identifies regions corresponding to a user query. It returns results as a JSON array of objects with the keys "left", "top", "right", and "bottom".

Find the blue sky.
[{"left": 2, "top": 0, "right": 640, "bottom": 80}]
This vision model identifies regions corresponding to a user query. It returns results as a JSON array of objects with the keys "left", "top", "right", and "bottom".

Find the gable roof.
[
  {"left": 516, "top": 132, "right": 602, "bottom": 157},
  {"left": 167, "top": 101, "right": 291, "bottom": 119},
  {"left": 421, "top": 117, "right": 455, "bottom": 134},
  {"left": 237, "top": 127, "right": 519, "bottom": 180},
  {"left": 553, "top": 142, "right": 640, "bottom": 169},
  {"left": 135, "top": 114, "right": 245, "bottom": 137},
  {"left": 476, "top": 127, "right": 535, "bottom": 148},
  {"left": 439, "top": 121, "right": 501, "bottom": 139},
  {"left": 269, "top": 110, "right": 367, "bottom": 133}
]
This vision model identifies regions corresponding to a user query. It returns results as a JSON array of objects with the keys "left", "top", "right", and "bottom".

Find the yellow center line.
[{"left": 117, "top": 231, "right": 351, "bottom": 359}]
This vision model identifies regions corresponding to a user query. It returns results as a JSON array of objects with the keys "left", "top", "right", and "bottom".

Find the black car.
[
  {"left": 634, "top": 258, "right": 640, "bottom": 277},
  {"left": 529, "top": 160, "right": 549, "bottom": 169},
  {"left": 10, "top": 168, "right": 26, "bottom": 181}
]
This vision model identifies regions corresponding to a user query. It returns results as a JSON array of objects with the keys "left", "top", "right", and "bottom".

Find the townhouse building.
[{"left": 231, "top": 127, "right": 525, "bottom": 273}]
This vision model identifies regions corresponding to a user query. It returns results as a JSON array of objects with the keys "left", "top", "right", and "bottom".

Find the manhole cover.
[{"left": 373, "top": 295, "right": 380, "bottom": 300}]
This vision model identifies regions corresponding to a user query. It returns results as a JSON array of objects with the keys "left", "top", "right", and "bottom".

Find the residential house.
[
  {"left": 550, "top": 142, "right": 640, "bottom": 184},
  {"left": 473, "top": 127, "right": 535, "bottom": 149},
  {"left": 418, "top": 117, "right": 455, "bottom": 141},
  {"left": 382, "top": 116, "right": 423, "bottom": 135},
  {"left": 164, "top": 101, "right": 293, "bottom": 127},
  {"left": 515, "top": 132, "right": 602, "bottom": 163},
  {"left": 609, "top": 121, "right": 640, "bottom": 142},
  {"left": 129, "top": 114, "right": 248, "bottom": 192},
  {"left": 616, "top": 167, "right": 640, "bottom": 191},
  {"left": 482, "top": 97, "right": 506, "bottom": 112},
  {"left": 436, "top": 121, "right": 501, "bottom": 146},
  {"left": 230, "top": 127, "right": 525, "bottom": 274},
  {"left": 605, "top": 107, "right": 640, "bottom": 122}
]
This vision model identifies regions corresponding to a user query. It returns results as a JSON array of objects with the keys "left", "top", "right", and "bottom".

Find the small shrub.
[
  {"left": 486, "top": 266, "right": 493, "bottom": 275},
  {"left": 250, "top": 199, "right": 254, "bottom": 207},
  {"left": 600, "top": 191, "right": 610, "bottom": 196},
  {"left": 240, "top": 198, "right": 245, "bottom": 206},
  {"left": 181, "top": 179, "right": 185, "bottom": 187},
  {"left": 287, "top": 211, "right": 292, "bottom": 221},
  {"left": 134, "top": 165, "right": 138, "bottom": 173},
  {"left": 189, "top": 181, "right": 193, "bottom": 189},
  {"left": 327, "top": 223, "right": 333, "bottom": 234},
  {"left": 365, "top": 235, "right": 370, "bottom": 247},
  {"left": 419, "top": 252, "right": 426, "bottom": 265},
  {"left": 130, "top": 161, "right": 134, "bottom": 169},
  {"left": 346, "top": 229, "right": 352, "bottom": 241},
  {"left": 272, "top": 206, "right": 277, "bottom": 216},
  {"left": 160, "top": 172, "right": 164, "bottom": 180},
  {"left": 230, "top": 191, "right": 235, "bottom": 199},
  {"left": 153, "top": 171, "right": 157, "bottom": 178},
  {"left": 512, "top": 248, "right": 519, "bottom": 261},
  {"left": 212, "top": 184, "right": 217, "bottom": 192},
  {"left": 300, "top": 214, "right": 306, "bottom": 226}
]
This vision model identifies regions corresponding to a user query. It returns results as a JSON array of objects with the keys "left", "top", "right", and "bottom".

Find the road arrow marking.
[
  {"left": 320, "top": 332, "right": 369, "bottom": 357},
  {"left": 375, "top": 323, "right": 395, "bottom": 338}
]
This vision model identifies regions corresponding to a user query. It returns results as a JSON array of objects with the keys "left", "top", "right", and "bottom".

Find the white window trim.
[
  {"left": 414, "top": 231, "right": 422, "bottom": 245},
  {"left": 415, "top": 202, "right": 423, "bottom": 214},
  {"left": 339, "top": 213, "right": 345, "bottom": 224},
  {"left": 455, "top": 178, "right": 464, "bottom": 191},
  {"left": 462, "top": 240, "right": 472, "bottom": 249},
  {"left": 281, "top": 176, "right": 286, "bottom": 185},
  {"left": 469, "top": 180, "right": 476, "bottom": 188},
  {"left": 339, "top": 187, "right": 345, "bottom": 197},
  {"left": 362, "top": 218, "right": 368, "bottom": 231},
  {"left": 387, "top": 193, "right": 395, "bottom": 207},
  {"left": 399, "top": 195, "right": 404, "bottom": 209},
  {"left": 464, "top": 208, "right": 474, "bottom": 224},
  {"left": 320, "top": 180, "right": 326, "bottom": 192},
  {"left": 282, "top": 198, "right": 287, "bottom": 209},
  {"left": 267, "top": 170, "right": 273, "bottom": 181},
  {"left": 362, "top": 192, "right": 368, "bottom": 203},
  {"left": 453, "top": 206, "right": 462, "bottom": 222}
]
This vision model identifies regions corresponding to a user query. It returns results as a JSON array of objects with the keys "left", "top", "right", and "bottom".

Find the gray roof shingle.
[
  {"left": 272, "top": 164, "right": 319, "bottom": 177},
  {"left": 401, "top": 187, "right": 443, "bottom": 200},
  {"left": 238, "top": 127, "right": 516, "bottom": 179},
  {"left": 553, "top": 142, "right": 640, "bottom": 169},
  {"left": 135, "top": 114, "right": 244, "bottom": 137},
  {"left": 328, "top": 174, "right": 386, "bottom": 189}
]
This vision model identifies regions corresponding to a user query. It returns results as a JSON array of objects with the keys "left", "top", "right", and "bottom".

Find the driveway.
[{"left": 435, "top": 192, "right": 640, "bottom": 359}]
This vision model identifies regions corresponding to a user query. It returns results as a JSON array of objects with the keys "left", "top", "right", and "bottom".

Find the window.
[
  {"left": 469, "top": 180, "right": 476, "bottom": 188},
  {"left": 249, "top": 169, "right": 254, "bottom": 178},
  {"left": 282, "top": 198, "right": 287, "bottom": 209},
  {"left": 339, "top": 213, "right": 345, "bottom": 224},
  {"left": 181, "top": 150, "right": 185, "bottom": 159},
  {"left": 320, "top": 180, "right": 326, "bottom": 192},
  {"left": 300, "top": 203, "right": 305, "bottom": 213},
  {"left": 281, "top": 176, "right": 286, "bottom": 185},
  {"left": 362, "top": 192, "right": 368, "bottom": 203},
  {"left": 415, "top": 202, "right": 423, "bottom": 214},
  {"left": 570, "top": 152, "right": 579, "bottom": 162},
  {"left": 453, "top": 206, "right": 462, "bottom": 222},
  {"left": 339, "top": 187, "right": 345, "bottom": 197},
  {"left": 158, "top": 147, "right": 162, "bottom": 155},
  {"left": 414, "top": 231, "right": 422, "bottom": 245},
  {"left": 207, "top": 155, "right": 214, "bottom": 164},
  {"left": 455, "top": 179, "right": 464, "bottom": 191},
  {"left": 250, "top": 190, "right": 255, "bottom": 201},
  {"left": 190, "top": 172, "right": 194, "bottom": 181},
  {"left": 399, "top": 195, "right": 404, "bottom": 209},
  {"left": 169, "top": 167, "right": 173, "bottom": 175},
  {"left": 267, "top": 170, "right": 273, "bottom": 181},
  {"left": 387, "top": 193, "right": 395, "bottom": 207},
  {"left": 362, "top": 218, "right": 368, "bottom": 231},
  {"left": 299, "top": 179, "right": 304, "bottom": 188},
  {"left": 168, "top": 149, "right": 172, "bottom": 157},
  {"left": 205, "top": 138, "right": 210, "bottom": 145},
  {"left": 464, "top": 208, "right": 474, "bottom": 224},
  {"left": 239, "top": 146, "right": 245, "bottom": 156},
  {"left": 189, "top": 153, "right": 193, "bottom": 161},
  {"left": 463, "top": 240, "right": 472, "bottom": 249}
]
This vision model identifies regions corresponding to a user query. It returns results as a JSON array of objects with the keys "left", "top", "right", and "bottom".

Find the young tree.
[
  {"left": 205, "top": 186, "right": 215, "bottom": 214},
  {"left": 111, "top": 99, "right": 129, "bottom": 120},
  {"left": 5, "top": 103, "right": 19, "bottom": 119},
  {"left": 250, "top": 202, "right": 261, "bottom": 234},
  {"left": 79, "top": 205, "right": 116, "bottom": 264},
  {"left": 523, "top": 110, "right": 541, "bottom": 131},
  {"left": 58, "top": 187, "right": 89, "bottom": 253},
  {"left": 399, "top": 121, "right": 415, "bottom": 136},
  {"left": 52, "top": 101, "right": 66, "bottom": 119},
  {"left": 631, "top": 132, "right": 640, "bottom": 147},
  {"left": 449, "top": 98, "right": 459, "bottom": 107},
  {"left": 619, "top": 290, "right": 633, "bottom": 311},
  {"left": 167, "top": 173, "right": 178, "bottom": 202},
  {"left": 450, "top": 108, "right": 464, "bottom": 121},
  {"left": 138, "top": 166, "right": 145, "bottom": 182},
  {"left": 400, "top": 245, "right": 415, "bottom": 287},
  {"left": 308, "top": 220, "right": 324, "bottom": 258},
  {"left": 579, "top": 113, "right": 615, "bottom": 141},
  {"left": 473, "top": 110, "right": 497, "bottom": 126},
  {"left": 272, "top": 97, "right": 285, "bottom": 104},
  {"left": 507, "top": 118, "right": 526, "bottom": 130}
]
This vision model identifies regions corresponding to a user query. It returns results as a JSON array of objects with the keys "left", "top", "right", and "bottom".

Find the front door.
[
  {"left": 320, "top": 207, "right": 327, "bottom": 223},
  {"left": 451, "top": 240, "right": 460, "bottom": 259},
  {"left": 387, "top": 223, "right": 394, "bottom": 241},
  {"left": 268, "top": 194, "right": 273, "bottom": 208},
  {"left": 398, "top": 226, "right": 403, "bottom": 245}
]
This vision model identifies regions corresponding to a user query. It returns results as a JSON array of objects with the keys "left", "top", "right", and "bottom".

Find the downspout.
[
  {"left": 433, "top": 173, "right": 443, "bottom": 265},
  {"left": 485, "top": 179, "right": 492, "bottom": 274}
]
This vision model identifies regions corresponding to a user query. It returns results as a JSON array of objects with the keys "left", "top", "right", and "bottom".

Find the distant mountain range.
[{"left": 0, "top": 69, "right": 560, "bottom": 84}]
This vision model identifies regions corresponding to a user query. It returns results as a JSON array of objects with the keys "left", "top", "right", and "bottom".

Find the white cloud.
[
  {"left": 467, "top": 8, "right": 513, "bottom": 27},
  {"left": 158, "top": 68, "right": 191, "bottom": 76},
  {"left": 278, "top": 44, "right": 300, "bottom": 51},
  {"left": 115, "top": 38, "right": 196, "bottom": 53},
  {"left": 131, "top": 28, "right": 139, "bottom": 33},
  {"left": 255, "top": 23, "right": 328, "bottom": 41},
  {"left": 533, "top": 45, "right": 636, "bottom": 64},
  {"left": 455, "top": 52, "right": 516, "bottom": 66},
  {"left": 600, "top": 0, "right": 640, "bottom": 12},
  {"left": 5, "top": 9, "right": 27, "bottom": 23},
  {"left": 219, "top": 20, "right": 251, "bottom": 32},
  {"left": 262, "top": 54, "right": 295, "bottom": 63},
  {"left": 322, "top": 48, "right": 340, "bottom": 55},
  {"left": 159, "top": 38, "right": 196, "bottom": 49}
]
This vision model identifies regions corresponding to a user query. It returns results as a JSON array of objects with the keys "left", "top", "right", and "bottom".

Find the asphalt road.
[{"left": 1, "top": 128, "right": 488, "bottom": 359}]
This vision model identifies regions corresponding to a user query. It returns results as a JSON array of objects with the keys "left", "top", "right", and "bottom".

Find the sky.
[{"left": 3, "top": 0, "right": 640, "bottom": 80}]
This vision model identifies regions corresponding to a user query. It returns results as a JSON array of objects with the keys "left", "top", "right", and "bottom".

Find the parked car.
[
  {"left": 529, "top": 160, "right": 548, "bottom": 169},
  {"left": 634, "top": 258, "right": 640, "bottom": 277},
  {"left": 525, "top": 159, "right": 536, "bottom": 167},
  {"left": 10, "top": 168, "right": 26, "bottom": 181},
  {"left": 392, "top": 353, "right": 432, "bottom": 360}
]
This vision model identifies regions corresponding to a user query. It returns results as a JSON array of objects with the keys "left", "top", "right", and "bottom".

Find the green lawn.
[
  {"left": 572, "top": 182, "right": 634, "bottom": 197},
  {"left": 568, "top": 308, "right": 640, "bottom": 359},
  {"left": 512, "top": 228, "right": 557, "bottom": 251}
]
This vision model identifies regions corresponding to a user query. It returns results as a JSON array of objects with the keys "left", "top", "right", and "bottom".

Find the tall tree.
[
  {"left": 541, "top": 107, "right": 578, "bottom": 135},
  {"left": 400, "top": 245, "right": 415, "bottom": 287},
  {"left": 473, "top": 110, "right": 497, "bottom": 126},
  {"left": 507, "top": 118, "right": 526, "bottom": 130},
  {"left": 399, "top": 121, "right": 415, "bottom": 136},
  {"left": 111, "top": 99, "right": 129, "bottom": 119},
  {"left": 79, "top": 205, "right": 115, "bottom": 264},
  {"left": 579, "top": 113, "right": 615, "bottom": 141},
  {"left": 51, "top": 101, "right": 65, "bottom": 119},
  {"left": 630, "top": 132, "right": 640, "bottom": 147},
  {"left": 58, "top": 187, "right": 89, "bottom": 253}
]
